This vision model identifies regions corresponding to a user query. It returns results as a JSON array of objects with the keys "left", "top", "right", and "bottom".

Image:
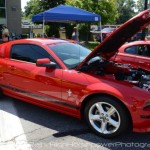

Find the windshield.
[{"left": 48, "top": 43, "right": 91, "bottom": 69}]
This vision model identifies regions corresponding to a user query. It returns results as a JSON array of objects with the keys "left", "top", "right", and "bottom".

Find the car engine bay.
[{"left": 80, "top": 57, "right": 150, "bottom": 92}]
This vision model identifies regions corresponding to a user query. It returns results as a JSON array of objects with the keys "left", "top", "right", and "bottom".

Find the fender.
[{"left": 79, "top": 81, "right": 150, "bottom": 115}]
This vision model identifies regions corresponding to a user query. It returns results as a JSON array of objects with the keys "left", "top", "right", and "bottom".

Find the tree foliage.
[
  {"left": 38, "top": 0, "right": 66, "bottom": 11},
  {"left": 116, "top": 0, "right": 136, "bottom": 24},
  {"left": 24, "top": 0, "right": 66, "bottom": 18},
  {"left": 66, "top": 0, "right": 119, "bottom": 24},
  {"left": 24, "top": 0, "right": 41, "bottom": 18}
]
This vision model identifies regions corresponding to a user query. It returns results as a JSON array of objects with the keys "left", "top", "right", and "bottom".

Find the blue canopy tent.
[{"left": 32, "top": 5, "right": 101, "bottom": 39}]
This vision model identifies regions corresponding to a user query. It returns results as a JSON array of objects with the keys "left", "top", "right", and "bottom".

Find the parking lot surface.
[{"left": 0, "top": 96, "right": 150, "bottom": 150}]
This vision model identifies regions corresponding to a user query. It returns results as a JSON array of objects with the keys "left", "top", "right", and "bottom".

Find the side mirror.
[{"left": 36, "top": 58, "right": 56, "bottom": 68}]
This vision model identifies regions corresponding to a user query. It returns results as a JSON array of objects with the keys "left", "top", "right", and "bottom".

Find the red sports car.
[
  {"left": 0, "top": 10, "right": 150, "bottom": 138},
  {"left": 112, "top": 41, "right": 150, "bottom": 71}
]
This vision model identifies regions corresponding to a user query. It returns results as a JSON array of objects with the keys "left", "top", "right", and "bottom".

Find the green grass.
[{"left": 80, "top": 41, "right": 99, "bottom": 50}]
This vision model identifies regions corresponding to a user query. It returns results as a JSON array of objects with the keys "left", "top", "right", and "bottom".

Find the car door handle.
[{"left": 8, "top": 66, "right": 16, "bottom": 71}]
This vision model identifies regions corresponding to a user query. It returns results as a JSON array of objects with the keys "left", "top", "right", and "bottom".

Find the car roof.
[
  {"left": 26, "top": 38, "right": 69, "bottom": 44},
  {"left": 2, "top": 38, "right": 69, "bottom": 46},
  {"left": 120, "top": 40, "right": 150, "bottom": 49}
]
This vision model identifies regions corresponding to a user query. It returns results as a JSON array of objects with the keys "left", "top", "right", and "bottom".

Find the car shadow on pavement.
[{"left": 1, "top": 97, "right": 150, "bottom": 150}]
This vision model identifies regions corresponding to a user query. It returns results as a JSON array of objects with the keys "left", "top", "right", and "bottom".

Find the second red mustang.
[{"left": 111, "top": 40, "right": 150, "bottom": 71}]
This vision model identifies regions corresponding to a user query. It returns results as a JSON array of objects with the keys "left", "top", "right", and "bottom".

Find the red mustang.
[
  {"left": 0, "top": 10, "right": 150, "bottom": 138},
  {"left": 112, "top": 41, "right": 150, "bottom": 71}
]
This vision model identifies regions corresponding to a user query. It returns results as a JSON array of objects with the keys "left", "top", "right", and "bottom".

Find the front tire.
[{"left": 84, "top": 96, "right": 130, "bottom": 138}]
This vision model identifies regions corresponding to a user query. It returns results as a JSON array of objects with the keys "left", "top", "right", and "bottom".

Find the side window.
[
  {"left": 11, "top": 44, "right": 56, "bottom": 64},
  {"left": 137, "top": 45, "right": 150, "bottom": 57},
  {"left": 147, "top": 46, "right": 150, "bottom": 57},
  {"left": 124, "top": 46, "right": 138, "bottom": 55}
]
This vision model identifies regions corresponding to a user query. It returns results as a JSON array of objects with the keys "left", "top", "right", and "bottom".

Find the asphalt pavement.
[{"left": 0, "top": 96, "right": 150, "bottom": 150}]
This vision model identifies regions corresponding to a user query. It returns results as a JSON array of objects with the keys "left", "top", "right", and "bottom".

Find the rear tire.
[{"left": 84, "top": 96, "right": 130, "bottom": 138}]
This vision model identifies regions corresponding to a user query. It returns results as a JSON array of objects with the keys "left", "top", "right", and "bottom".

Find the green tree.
[
  {"left": 116, "top": 0, "right": 136, "bottom": 24},
  {"left": 38, "top": 0, "right": 66, "bottom": 11},
  {"left": 66, "top": 0, "right": 119, "bottom": 24},
  {"left": 24, "top": 0, "right": 66, "bottom": 18},
  {"left": 24, "top": 0, "right": 41, "bottom": 18}
]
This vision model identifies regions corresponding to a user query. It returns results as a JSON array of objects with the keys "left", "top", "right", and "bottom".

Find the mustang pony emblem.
[{"left": 67, "top": 89, "right": 72, "bottom": 97}]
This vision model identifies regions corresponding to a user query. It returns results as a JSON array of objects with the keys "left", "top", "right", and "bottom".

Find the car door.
[
  {"left": 4, "top": 43, "right": 62, "bottom": 103},
  {"left": 134, "top": 45, "right": 150, "bottom": 70},
  {"left": 116, "top": 45, "right": 138, "bottom": 67}
]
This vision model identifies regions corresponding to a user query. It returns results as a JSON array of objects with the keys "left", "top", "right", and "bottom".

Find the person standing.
[
  {"left": 2, "top": 25, "right": 9, "bottom": 42},
  {"left": 71, "top": 27, "right": 79, "bottom": 41}
]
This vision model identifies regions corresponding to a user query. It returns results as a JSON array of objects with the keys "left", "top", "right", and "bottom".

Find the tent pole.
[
  {"left": 77, "top": 23, "right": 79, "bottom": 41},
  {"left": 42, "top": 13, "right": 45, "bottom": 38},
  {"left": 99, "top": 21, "right": 102, "bottom": 42}
]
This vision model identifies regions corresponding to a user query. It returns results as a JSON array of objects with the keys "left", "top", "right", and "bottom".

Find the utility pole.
[
  {"left": 141, "top": 0, "right": 148, "bottom": 40},
  {"left": 144, "top": 0, "right": 148, "bottom": 10}
]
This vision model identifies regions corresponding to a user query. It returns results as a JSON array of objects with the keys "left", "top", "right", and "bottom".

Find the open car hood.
[{"left": 77, "top": 9, "right": 150, "bottom": 70}]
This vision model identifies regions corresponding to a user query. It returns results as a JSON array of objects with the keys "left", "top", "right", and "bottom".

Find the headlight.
[{"left": 143, "top": 99, "right": 150, "bottom": 111}]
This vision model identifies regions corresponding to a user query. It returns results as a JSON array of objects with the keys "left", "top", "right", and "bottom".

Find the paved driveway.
[{"left": 0, "top": 96, "right": 150, "bottom": 150}]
